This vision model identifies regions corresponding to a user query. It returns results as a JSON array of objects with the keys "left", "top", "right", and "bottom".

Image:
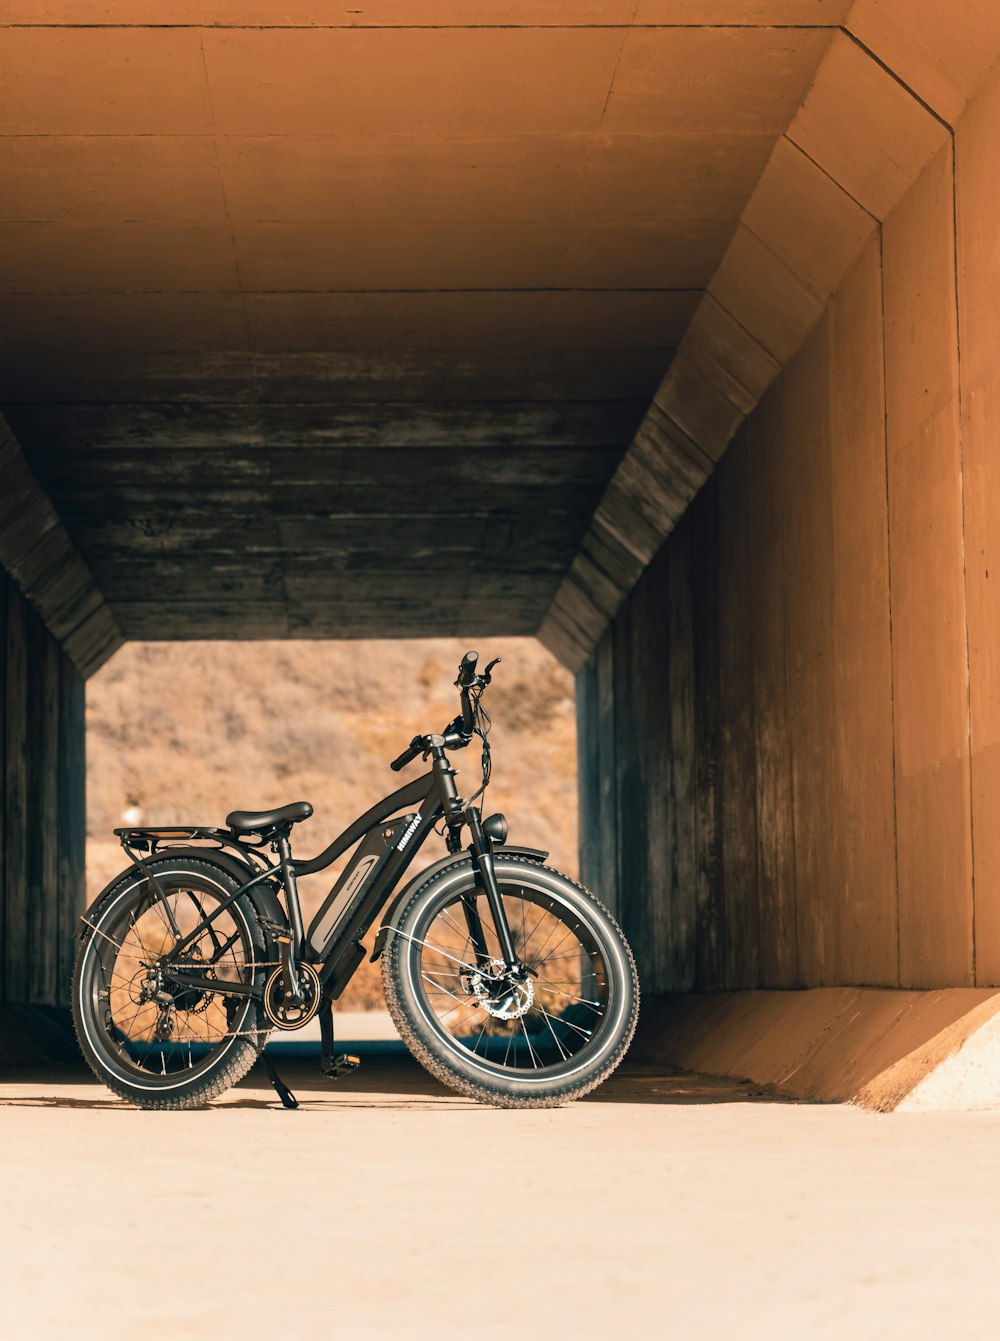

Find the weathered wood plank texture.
[
  {"left": 782, "top": 318, "right": 834, "bottom": 986},
  {"left": 827, "top": 237, "right": 897, "bottom": 985},
  {"left": 0, "top": 576, "right": 7, "bottom": 1005},
  {"left": 882, "top": 145, "right": 973, "bottom": 988},
  {"left": 957, "top": 63, "right": 1000, "bottom": 985},
  {"left": 1, "top": 567, "right": 87, "bottom": 1008},
  {"left": 747, "top": 378, "right": 799, "bottom": 987},
  {"left": 540, "top": 27, "right": 978, "bottom": 670},
  {"left": 690, "top": 477, "right": 723, "bottom": 989},
  {"left": 576, "top": 93, "right": 1000, "bottom": 991},
  {"left": 715, "top": 430, "right": 759, "bottom": 989},
  {"left": 0, "top": 414, "right": 121, "bottom": 677},
  {"left": 58, "top": 659, "right": 86, "bottom": 1008},
  {"left": 5, "top": 583, "right": 30, "bottom": 1004}
]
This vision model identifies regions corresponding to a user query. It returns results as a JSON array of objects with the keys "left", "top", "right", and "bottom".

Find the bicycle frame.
[
  {"left": 128, "top": 736, "right": 521, "bottom": 1005},
  {"left": 76, "top": 648, "right": 638, "bottom": 1114}
]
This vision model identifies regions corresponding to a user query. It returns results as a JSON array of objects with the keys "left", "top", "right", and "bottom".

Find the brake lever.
[{"left": 482, "top": 657, "right": 501, "bottom": 684}]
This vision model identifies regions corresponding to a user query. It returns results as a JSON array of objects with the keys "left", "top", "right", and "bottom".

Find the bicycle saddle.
[{"left": 226, "top": 800, "right": 313, "bottom": 834}]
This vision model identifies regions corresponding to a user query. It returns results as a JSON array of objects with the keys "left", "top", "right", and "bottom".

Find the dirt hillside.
[{"left": 86, "top": 637, "right": 577, "bottom": 1009}]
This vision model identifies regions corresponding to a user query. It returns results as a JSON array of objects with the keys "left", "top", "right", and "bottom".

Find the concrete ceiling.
[{"left": 1, "top": 4, "right": 846, "bottom": 650}]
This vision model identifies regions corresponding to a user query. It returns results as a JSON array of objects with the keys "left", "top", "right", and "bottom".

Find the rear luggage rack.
[{"left": 113, "top": 825, "right": 268, "bottom": 857}]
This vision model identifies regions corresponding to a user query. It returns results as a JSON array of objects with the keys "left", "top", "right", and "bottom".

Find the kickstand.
[
  {"left": 262, "top": 1054, "right": 299, "bottom": 1110},
  {"left": 320, "top": 997, "right": 361, "bottom": 1081}
]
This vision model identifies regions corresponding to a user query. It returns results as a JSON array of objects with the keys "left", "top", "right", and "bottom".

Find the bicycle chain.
[
  {"left": 177, "top": 960, "right": 282, "bottom": 1035},
  {"left": 81, "top": 916, "right": 299, "bottom": 1044}
]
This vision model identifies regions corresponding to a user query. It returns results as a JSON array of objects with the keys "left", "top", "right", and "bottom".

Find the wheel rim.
[
  {"left": 79, "top": 870, "right": 261, "bottom": 1088},
  {"left": 402, "top": 881, "right": 618, "bottom": 1080}
]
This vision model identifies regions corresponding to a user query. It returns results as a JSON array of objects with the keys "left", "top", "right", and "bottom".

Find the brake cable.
[{"left": 464, "top": 685, "right": 492, "bottom": 808}]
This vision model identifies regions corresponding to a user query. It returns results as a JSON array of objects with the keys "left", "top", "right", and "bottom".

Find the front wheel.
[{"left": 382, "top": 858, "right": 638, "bottom": 1107}]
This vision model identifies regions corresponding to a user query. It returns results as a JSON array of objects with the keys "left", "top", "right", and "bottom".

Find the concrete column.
[{"left": 2, "top": 569, "right": 86, "bottom": 1012}]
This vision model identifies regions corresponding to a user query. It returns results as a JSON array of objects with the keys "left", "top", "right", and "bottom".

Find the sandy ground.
[{"left": 3, "top": 1021, "right": 1000, "bottom": 1341}]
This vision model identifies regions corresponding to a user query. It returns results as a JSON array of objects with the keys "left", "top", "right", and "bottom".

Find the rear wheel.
[
  {"left": 73, "top": 857, "right": 270, "bottom": 1109},
  {"left": 382, "top": 857, "right": 638, "bottom": 1107}
]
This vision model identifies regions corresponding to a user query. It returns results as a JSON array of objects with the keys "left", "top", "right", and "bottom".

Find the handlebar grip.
[
  {"left": 390, "top": 737, "right": 423, "bottom": 772},
  {"left": 457, "top": 650, "right": 479, "bottom": 687}
]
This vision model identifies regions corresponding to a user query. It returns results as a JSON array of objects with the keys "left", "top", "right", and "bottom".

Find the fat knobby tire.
[
  {"left": 72, "top": 857, "right": 269, "bottom": 1110},
  {"left": 382, "top": 858, "right": 639, "bottom": 1108}
]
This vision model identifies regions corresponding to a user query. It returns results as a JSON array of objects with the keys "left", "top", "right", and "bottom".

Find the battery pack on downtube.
[{"left": 306, "top": 814, "right": 418, "bottom": 960}]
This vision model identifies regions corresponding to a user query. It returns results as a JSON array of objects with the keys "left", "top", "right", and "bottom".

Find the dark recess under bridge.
[{"left": 5, "top": 2, "right": 1000, "bottom": 1050}]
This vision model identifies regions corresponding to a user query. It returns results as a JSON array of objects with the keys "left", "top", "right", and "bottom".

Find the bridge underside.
[{"left": 5, "top": 1, "right": 1000, "bottom": 1026}]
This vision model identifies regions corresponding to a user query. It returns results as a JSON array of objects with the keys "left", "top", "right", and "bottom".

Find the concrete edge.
[
  {"left": 12, "top": 993, "right": 1000, "bottom": 1111},
  {"left": 629, "top": 988, "right": 1000, "bottom": 1112}
]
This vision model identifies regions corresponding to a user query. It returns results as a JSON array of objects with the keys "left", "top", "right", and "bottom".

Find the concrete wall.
[
  {"left": 578, "top": 61, "right": 1000, "bottom": 995},
  {"left": 1, "top": 568, "right": 86, "bottom": 1009}
]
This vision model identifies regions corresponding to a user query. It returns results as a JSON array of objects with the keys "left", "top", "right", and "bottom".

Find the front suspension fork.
[
  {"left": 430, "top": 743, "right": 519, "bottom": 973},
  {"left": 466, "top": 806, "right": 519, "bottom": 970}
]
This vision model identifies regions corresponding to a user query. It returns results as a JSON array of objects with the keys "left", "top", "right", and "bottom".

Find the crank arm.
[{"left": 318, "top": 997, "right": 360, "bottom": 1080}]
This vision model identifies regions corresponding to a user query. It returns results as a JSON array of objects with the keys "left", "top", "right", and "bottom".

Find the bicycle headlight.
[{"left": 483, "top": 812, "right": 508, "bottom": 845}]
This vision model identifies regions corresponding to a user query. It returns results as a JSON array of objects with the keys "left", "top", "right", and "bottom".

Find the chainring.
[{"left": 263, "top": 962, "right": 321, "bottom": 1030}]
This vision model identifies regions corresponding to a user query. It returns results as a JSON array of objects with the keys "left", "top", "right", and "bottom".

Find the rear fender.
[
  {"left": 81, "top": 846, "right": 288, "bottom": 944},
  {"left": 369, "top": 844, "right": 549, "bottom": 961}
]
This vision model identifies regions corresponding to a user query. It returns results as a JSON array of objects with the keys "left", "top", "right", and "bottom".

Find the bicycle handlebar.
[
  {"left": 389, "top": 651, "right": 497, "bottom": 771},
  {"left": 390, "top": 736, "right": 424, "bottom": 773},
  {"left": 456, "top": 650, "right": 479, "bottom": 687},
  {"left": 456, "top": 650, "right": 479, "bottom": 731}
]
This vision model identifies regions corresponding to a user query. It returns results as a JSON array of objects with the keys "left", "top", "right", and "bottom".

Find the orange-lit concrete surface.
[
  {"left": 4, "top": 1046, "right": 1000, "bottom": 1340},
  {"left": 575, "top": 20, "right": 1000, "bottom": 1009},
  {"left": 635, "top": 989, "right": 1000, "bottom": 1109},
  {"left": 8, "top": 3, "right": 1000, "bottom": 1087}
]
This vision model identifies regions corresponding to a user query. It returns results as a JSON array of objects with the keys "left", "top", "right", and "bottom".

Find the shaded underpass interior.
[{"left": 6, "top": 3, "right": 1000, "bottom": 1037}]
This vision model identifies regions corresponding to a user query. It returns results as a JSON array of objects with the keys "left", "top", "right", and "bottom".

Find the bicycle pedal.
[{"left": 323, "top": 1053, "right": 361, "bottom": 1081}]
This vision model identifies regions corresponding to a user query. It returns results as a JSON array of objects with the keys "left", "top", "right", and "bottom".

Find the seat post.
[{"left": 274, "top": 829, "right": 306, "bottom": 956}]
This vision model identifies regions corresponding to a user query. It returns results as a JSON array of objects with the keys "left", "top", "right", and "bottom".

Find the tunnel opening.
[
  {"left": 84, "top": 635, "right": 578, "bottom": 1012},
  {"left": 6, "top": 4, "right": 1000, "bottom": 1105}
]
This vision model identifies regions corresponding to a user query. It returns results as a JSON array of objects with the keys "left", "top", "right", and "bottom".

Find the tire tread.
[
  {"left": 72, "top": 857, "right": 269, "bottom": 1110},
  {"left": 382, "top": 859, "right": 639, "bottom": 1108}
]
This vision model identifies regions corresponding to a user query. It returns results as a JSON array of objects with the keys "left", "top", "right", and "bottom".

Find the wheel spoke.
[
  {"left": 538, "top": 1008, "right": 592, "bottom": 1041},
  {"left": 520, "top": 1019, "right": 540, "bottom": 1069},
  {"left": 537, "top": 1007, "right": 571, "bottom": 1061},
  {"left": 532, "top": 979, "right": 604, "bottom": 1010},
  {"left": 421, "top": 972, "right": 480, "bottom": 1011},
  {"left": 83, "top": 872, "right": 258, "bottom": 1087},
  {"left": 392, "top": 927, "right": 484, "bottom": 975},
  {"left": 409, "top": 883, "right": 611, "bottom": 1075}
]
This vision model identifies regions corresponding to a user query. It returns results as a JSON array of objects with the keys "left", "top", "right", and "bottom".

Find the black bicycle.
[{"left": 73, "top": 652, "right": 639, "bottom": 1109}]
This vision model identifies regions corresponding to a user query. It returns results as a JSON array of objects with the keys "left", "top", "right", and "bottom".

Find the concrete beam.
[
  {"left": 847, "top": 0, "right": 1000, "bottom": 127},
  {"left": 540, "top": 7, "right": 1000, "bottom": 670},
  {"left": 0, "top": 414, "right": 121, "bottom": 677},
  {"left": 632, "top": 987, "right": 1000, "bottom": 1111}
]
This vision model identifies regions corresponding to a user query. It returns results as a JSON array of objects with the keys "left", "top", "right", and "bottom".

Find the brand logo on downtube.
[{"left": 396, "top": 815, "right": 421, "bottom": 851}]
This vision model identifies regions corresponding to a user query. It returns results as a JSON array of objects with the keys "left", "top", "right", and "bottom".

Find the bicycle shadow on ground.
[
  {"left": 259, "top": 1040, "right": 782, "bottom": 1105},
  {"left": 0, "top": 1043, "right": 789, "bottom": 1111}
]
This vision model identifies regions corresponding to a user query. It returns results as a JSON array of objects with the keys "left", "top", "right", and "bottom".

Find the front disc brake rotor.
[{"left": 464, "top": 957, "right": 535, "bottom": 1020}]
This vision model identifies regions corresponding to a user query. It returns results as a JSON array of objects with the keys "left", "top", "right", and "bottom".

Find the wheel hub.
[
  {"left": 465, "top": 957, "right": 535, "bottom": 1020},
  {"left": 175, "top": 952, "right": 218, "bottom": 1014}
]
